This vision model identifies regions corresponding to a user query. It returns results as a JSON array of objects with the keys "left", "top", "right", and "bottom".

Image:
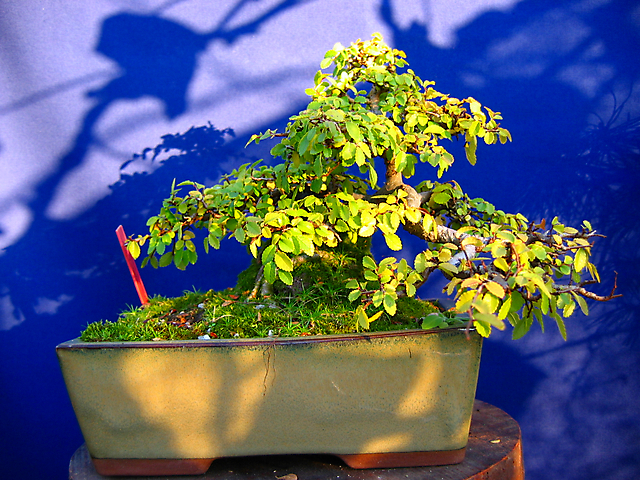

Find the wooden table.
[{"left": 69, "top": 400, "right": 524, "bottom": 480}]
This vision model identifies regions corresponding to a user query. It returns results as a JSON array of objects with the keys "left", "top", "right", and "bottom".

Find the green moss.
[{"left": 80, "top": 242, "right": 448, "bottom": 342}]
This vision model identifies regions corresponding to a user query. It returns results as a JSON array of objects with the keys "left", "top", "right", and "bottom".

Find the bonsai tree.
[{"left": 126, "top": 33, "right": 618, "bottom": 340}]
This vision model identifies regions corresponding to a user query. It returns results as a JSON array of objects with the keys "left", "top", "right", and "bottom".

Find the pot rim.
[{"left": 56, "top": 326, "right": 478, "bottom": 350}]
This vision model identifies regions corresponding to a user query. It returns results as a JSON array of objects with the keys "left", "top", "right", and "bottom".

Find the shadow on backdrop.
[{"left": 0, "top": 0, "right": 639, "bottom": 479}]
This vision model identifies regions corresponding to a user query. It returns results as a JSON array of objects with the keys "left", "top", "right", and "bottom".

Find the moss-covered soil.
[{"left": 81, "top": 243, "right": 463, "bottom": 342}]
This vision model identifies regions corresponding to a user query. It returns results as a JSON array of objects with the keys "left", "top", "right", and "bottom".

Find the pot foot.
[
  {"left": 91, "top": 457, "right": 214, "bottom": 476},
  {"left": 335, "top": 447, "right": 466, "bottom": 469}
]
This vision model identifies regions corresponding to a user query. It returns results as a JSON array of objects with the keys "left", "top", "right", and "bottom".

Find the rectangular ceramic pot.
[{"left": 57, "top": 327, "right": 482, "bottom": 476}]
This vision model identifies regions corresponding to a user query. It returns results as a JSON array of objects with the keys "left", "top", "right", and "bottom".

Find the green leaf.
[
  {"left": 555, "top": 315, "right": 568, "bottom": 340},
  {"left": 512, "top": 317, "right": 532, "bottom": 340},
  {"left": 540, "top": 292, "right": 550, "bottom": 315},
  {"left": 296, "top": 221, "right": 315, "bottom": 235},
  {"left": 372, "top": 290, "right": 384, "bottom": 307},
  {"left": 439, "top": 262, "right": 459, "bottom": 275},
  {"left": 379, "top": 257, "right": 396, "bottom": 269},
  {"left": 530, "top": 244, "right": 547, "bottom": 260},
  {"left": 473, "top": 312, "right": 505, "bottom": 330},
  {"left": 262, "top": 244, "right": 276, "bottom": 264},
  {"left": 234, "top": 227, "right": 246, "bottom": 243},
  {"left": 345, "top": 121, "right": 362, "bottom": 142},
  {"left": 326, "top": 109, "right": 345, "bottom": 122},
  {"left": 278, "top": 236, "right": 295, "bottom": 253},
  {"left": 310, "top": 178, "right": 323, "bottom": 193},
  {"left": 348, "top": 290, "right": 362, "bottom": 302},
  {"left": 572, "top": 292, "right": 589, "bottom": 315},
  {"left": 320, "top": 56, "right": 333, "bottom": 69},
  {"left": 368, "top": 165, "right": 378, "bottom": 187},
  {"left": 313, "top": 156, "right": 323, "bottom": 177},
  {"left": 414, "top": 252, "right": 427, "bottom": 273},
  {"left": 464, "top": 132, "right": 477, "bottom": 166},
  {"left": 159, "top": 251, "right": 173, "bottom": 267},
  {"left": 245, "top": 222, "right": 262, "bottom": 237},
  {"left": 263, "top": 261, "right": 277, "bottom": 284},
  {"left": 278, "top": 269, "right": 294, "bottom": 285},
  {"left": 298, "top": 128, "right": 316, "bottom": 156},
  {"left": 295, "top": 235, "right": 315, "bottom": 256},
  {"left": 432, "top": 192, "right": 451, "bottom": 205},
  {"left": 207, "top": 234, "right": 221, "bottom": 250},
  {"left": 483, "top": 131, "right": 496, "bottom": 144},
  {"left": 422, "top": 313, "right": 444, "bottom": 330},
  {"left": 173, "top": 248, "right": 186, "bottom": 270},
  {"left": 363, "top": 256, "right": 377, "bottom": 270},
  {"left": 345, "top": 279, "right": 359, "bottom": 289},
  {"left": 529, "top": 273, "right": 552, "bottom": 298},
  {"left": 497, "top": 230, "right": 515, "bottom": 243},
  {"left": 364, "top": 269, "right": 379, "bottom": 281}
]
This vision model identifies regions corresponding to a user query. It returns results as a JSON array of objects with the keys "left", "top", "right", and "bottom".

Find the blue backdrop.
[{"left": 1, "top": 1, "right": 638, "bottom": 479}]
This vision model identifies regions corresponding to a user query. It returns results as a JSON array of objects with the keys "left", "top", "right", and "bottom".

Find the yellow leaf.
[
  {"left": 494, "top": 257, "right": 509, "bottom": 272},
  {"left": 485, "top": 281, "right": 505, "bottom": 299},
  {"left": 359, "top": 224, "right": 376, "bottom": 237},
  {"left": 574, "top": 248, "right": 588, "bottom": 272},
  {"left": 456, "top": 290, "right": 476, "bottom": 312},
  {"left": 384, "top": 233, "right": 403, "bottom": 251},
  {"left": 461, "top": 277, "right": 482, "bottom": 289},
  {"left": 357, "top": 306, "right": 369, "bottom": 330},
  {"left": 126, "top": 241, "right": 141, "bottom": 259}
]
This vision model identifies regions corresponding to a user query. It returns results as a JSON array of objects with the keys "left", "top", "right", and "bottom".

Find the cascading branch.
[{"left": 127, "top": 33, "right": 619, "bottom": 339}]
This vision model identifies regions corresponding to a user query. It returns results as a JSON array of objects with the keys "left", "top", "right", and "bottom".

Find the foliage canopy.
[{"left": 128, "top": 33, "right": 617, "bottom": 339}]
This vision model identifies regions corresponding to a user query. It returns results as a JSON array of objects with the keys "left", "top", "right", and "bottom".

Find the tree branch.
[{"left": 554, "top": 272, "right": 622, "bottom": 301}]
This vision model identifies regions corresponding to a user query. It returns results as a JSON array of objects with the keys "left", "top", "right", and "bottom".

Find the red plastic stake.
[{"left": 116, "top": 225, "right": 149, "bottom": 305}]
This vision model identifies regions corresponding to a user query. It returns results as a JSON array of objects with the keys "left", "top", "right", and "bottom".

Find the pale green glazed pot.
[{"left": 57, "top": 327, "right": 482, "bottom": 475}]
